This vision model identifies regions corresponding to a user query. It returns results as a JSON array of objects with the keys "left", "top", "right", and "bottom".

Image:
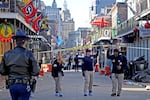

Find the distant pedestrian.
[
  {"left": 74, "top": 55, "right": 79, "bottom": 72},
  {"left": 107, "top": 48, "right": 127, "bottom": 96},
  {"left": 82, "top": 49, "right": 94, "bottom": 96},
  {"left": 67, "top": 56, "right": 72, "bottom": 70},
  {"left": 52, "top": 52, "right": 65, "bottom": 97}
]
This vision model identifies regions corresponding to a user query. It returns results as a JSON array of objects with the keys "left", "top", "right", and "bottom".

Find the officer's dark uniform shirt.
[
  {"left": 82, "top": 55, "right": 93, "bottom": 71},
  {"left": 107, "top": 51, "right": 127, "bottom": 74},
  {"left": 0, "top": 46, "right": 40, "bottom": 79}
]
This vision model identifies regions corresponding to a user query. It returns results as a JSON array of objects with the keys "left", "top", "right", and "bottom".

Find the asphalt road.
[{"left": 0, "top": 71, "right": 150, "bottom": 100}]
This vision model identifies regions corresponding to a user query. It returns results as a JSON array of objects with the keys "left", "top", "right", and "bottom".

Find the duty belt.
[{"left": 7, "top": 79, "right": 30, "bottom": 85}]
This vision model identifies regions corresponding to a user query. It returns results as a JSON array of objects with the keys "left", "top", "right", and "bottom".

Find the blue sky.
[{"left": 43, "top": 0, "right": 124, "bottom": 30}]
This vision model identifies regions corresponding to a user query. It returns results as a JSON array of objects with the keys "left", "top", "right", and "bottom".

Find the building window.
[{"left": 140, "top": 0, "right": 148, "bottom": 11}]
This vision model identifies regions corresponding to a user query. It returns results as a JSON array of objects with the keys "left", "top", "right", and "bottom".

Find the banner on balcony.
[
  {"left": 21, "top": 1, "right": 38, "bottom": 19},
  {"left": 32, "top": 15, "right": 42, "bottom": 32},
  {"left": 0, "top": 23, "right": 14, "bottom": 42},
  {"left": 0, "top": 0, "right": 10, "bottom": 8}
]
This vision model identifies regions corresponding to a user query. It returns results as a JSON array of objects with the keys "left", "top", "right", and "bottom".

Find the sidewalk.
[{"left": 0, "top": 71, "right": 150, "bottom": 100}]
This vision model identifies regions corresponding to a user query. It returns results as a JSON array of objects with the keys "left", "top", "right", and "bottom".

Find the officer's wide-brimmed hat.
[{"left": 12, "top": 30, "right": 30, "bottom": 40}]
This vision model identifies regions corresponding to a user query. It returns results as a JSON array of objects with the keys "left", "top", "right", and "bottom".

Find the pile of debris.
[{"left": 132, "top": 69, "right": 150, "bottom": 83}]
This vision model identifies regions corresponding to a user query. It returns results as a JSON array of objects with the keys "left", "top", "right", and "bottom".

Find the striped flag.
[
  {"left": 32, "top": 15, "right": 42, "bottom": 32},
  {"left": 21, "top": 1, "right": 38, "bottom": 19}
]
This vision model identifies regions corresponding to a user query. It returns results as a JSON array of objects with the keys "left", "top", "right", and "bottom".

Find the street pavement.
[{"left": 0, "top": 71, "right": 150, "bottom": 100}]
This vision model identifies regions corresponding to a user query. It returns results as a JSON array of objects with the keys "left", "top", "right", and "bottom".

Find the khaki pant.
[
  {"left": 54, "top": 72, "right": 63, "bottom": 93},
  {"left": 111, "top": 73, "right": 124, "bottom": 94},
  {"left": 84, "top": 71, "right": 94, "bottom": 93}
]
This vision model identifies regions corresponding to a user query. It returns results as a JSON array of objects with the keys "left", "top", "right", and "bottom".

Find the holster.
[{"left": 30, "top": 79, "right": 37, "bottom": 92}]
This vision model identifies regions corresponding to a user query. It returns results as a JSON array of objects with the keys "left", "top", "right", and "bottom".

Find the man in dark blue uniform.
[
  {"left": 0, "top": 30, "right": 40, "bottom": 100},
  {"left": 107, "top": 48, "right": 127, "bottom": 96},
  {"left": 82, "top": 49, "right": 95, "bottom": 96}
]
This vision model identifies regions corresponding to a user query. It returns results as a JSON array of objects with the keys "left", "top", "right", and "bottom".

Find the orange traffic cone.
[
  {"left": 95, "top": 63, "right": 100, "bottom": 72},
  {"left": 100, "top": 70, "right": 105, "bottom": 75},
  {"left": 105, "top": 66, "right": 111, "bottom": 76},
  {"left": 47, "top": 64, "right": 52, "bottom": 72},
  {"left": 39, "top": 67, "right": 44, "bottom": 76}
]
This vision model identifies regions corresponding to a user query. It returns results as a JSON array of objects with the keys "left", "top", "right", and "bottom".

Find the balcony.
[
  {"left": 0, "top": 0, "right": 24, "bottom": 16},
  {"left": 117, "top": 17, "right": 139, "bottom": 37},
  {"left": 0, "top": 0, "right": 35, "bottom": 33}
]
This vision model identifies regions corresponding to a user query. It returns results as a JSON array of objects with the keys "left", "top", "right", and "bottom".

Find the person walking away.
[
  {"left": 0, "top": 30, "right": 40, "bottom": 100},
  {"left": 74, "top": 55, "right": 79, "bottom": 72},
  {"left": 52, "top": 52, "right": 65, "bottom": 97},
  {"left": 107, "top": 48, "right": 127, "bottom": 96},
  {"left": 82, "top": 49, "right": 94, "bottom": 96},
  {"left": 67, "top": 56, "right": 72, "bottom": 70}
]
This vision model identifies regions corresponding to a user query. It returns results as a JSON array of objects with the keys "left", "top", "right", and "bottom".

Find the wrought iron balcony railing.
[
  {"left": 0, "top": 0, "right": 25, "bottom": 18},
  {"left": 117, "top": 17, "right": 139, "bottom": 35}
]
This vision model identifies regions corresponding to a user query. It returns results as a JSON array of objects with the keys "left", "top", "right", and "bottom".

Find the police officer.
[
  {"left": 107, "top": 48, "right": 127, "bottom": 97},
  {"left": 0, "top": 30, "right": 40, "bottom": 100},
  {"left": 82, "top": 49, "right": 94, "bottom": 96}
]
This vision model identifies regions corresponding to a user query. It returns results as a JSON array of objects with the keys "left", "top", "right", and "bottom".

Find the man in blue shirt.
[{"left": 82, "top": 49, "right": 94, "bottom": 96}]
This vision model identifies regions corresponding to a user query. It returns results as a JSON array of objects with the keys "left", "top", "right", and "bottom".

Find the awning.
[
  {"left": 97, "top": 37, "right": 111, "bottom": 41},
  {"left": 93, "top": 36, "right": 110, "bottom": 45},
  {"left": 116, "top": 30, "right": 133, "bottom": 38}
]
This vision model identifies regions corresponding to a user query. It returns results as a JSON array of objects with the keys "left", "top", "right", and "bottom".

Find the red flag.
[
  {"left": 25, "top": 16, "right": 31, "bottom": 23},
  {"left": 32, "top": 15, "right": 42, "bottom": 31},
  {"left": 21, "top": 1, "right": 38, "bottom": 18}
]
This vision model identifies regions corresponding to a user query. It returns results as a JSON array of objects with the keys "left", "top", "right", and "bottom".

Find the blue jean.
[{"left": 9, "top": 84, "right": 31, "bottom": 100}]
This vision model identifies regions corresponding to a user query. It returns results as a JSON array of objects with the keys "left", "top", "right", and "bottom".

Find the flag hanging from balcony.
[
  {"left": 40, "top": 16, "right": 49, "bottom": 31},
  {"left": 22, "top": 0, "right": 31, "bottom": 4},
  {"left": 56, "top": 36, "right": 63, "bottom": 46},
  {"left": 32, "top": 15, "right": 42, "bottom": 32},
  {"left": 25, "top": 16, "right": 31, "bottom": 23},
  {"left": 21, "top": 1, "right": 38, "bottom": 19}
]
